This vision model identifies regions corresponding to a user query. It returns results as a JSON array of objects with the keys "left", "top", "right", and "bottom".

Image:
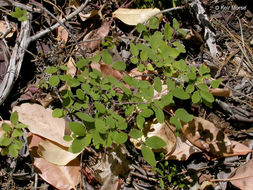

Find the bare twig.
[{"left": 1, "top": 0, "right": 41, "bottom": 13}]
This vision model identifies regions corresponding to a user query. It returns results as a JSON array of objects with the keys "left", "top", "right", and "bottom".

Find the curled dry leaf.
[
  {"left": 27, "top": 133, "right": 80, "bottom": 190},
  {"left": 180, "top": 117, "right": 233, "bottom": 157},
  {"left": 0, "top": 20, "right": 16, "bottom": 39},
  {"left": 56, "top": 15, "right": 68, "bottom": 47},
  {"left": 38, "top": 140, "right": 80, "bottom": 166},
  {"left": 112, "top": 8, "right": 161, "bottom": 25},
  {"left": 66, "top": 57, "right": 76, "bottom": 77},
  {"left": 229, "top": 158, "right": 253, "bottom": 190},
  {"left": 13, "top": 103, "right": 71, "bottom": 147},
  {"left": 82, "top": 22, "right": 110, "bottom": 52}
]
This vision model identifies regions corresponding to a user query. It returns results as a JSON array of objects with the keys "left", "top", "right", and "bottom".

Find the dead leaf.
[
  {"left": 82, "top": 22, "right": 110, "bottom": 52},
  {"left": 112, "top": 8, "right": 161, "bottom": 25},
  {"left": 38, "top": 140, "right": 79, "bottom": 166},
  {"left": 180, "top": 117, "right": 233, "bottom": 157},
  {"left": 91, "top": 62, "right": 123, "bottom": 80},
  {"left": 229, "top": 158, "right": 253, "bottom": 190},
  {"left": 13, "top": 103, "right": 71, "bottom": 147},
  {"left": 56, "top": 15, "right": 68, "bottom": 47},
  {"left": 28, "top": 134, "right": 80, "bottom": 190},
  {"left": 0, "top": 20, "right": 16, "bottom": 39},
  {"left": 78, "top": 10, "right": 98, "bottom": 21},
  {"left": 209, "top": 88, "right": 232, "bottom": 97},
  {"left": 66, "top": 57, "right": 76, "bottom": 77}
]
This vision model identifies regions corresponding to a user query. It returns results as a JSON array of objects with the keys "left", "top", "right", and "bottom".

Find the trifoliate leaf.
[
  {"left": 149, "top": 17, "right": 159, "bottom": 29},
  {"left": 129, "top": 129, "right": 143, "bottom": 139},
  {"left": 49, "top": 75, "right": 60, "bottom": 86},
  {"left": 192, "top": 91, "right": 201, "bottom": 104},
  {"left": 113, "top": 132, "right": 128, "bottom": 144},
  {"left": 95, "top": 118, "right": 107, "bottom": 134},
  {"left": 113, "top": 61, "right": 126, "bottom": 71},
  {"left": 52, "top": 108, "right": 65, "bottom": 118},
  {"left": 45, "top": 66, "right": 58, "bottom": 74},
  {"left": 200, "top": 90, "right": 214, "bottom": 103},
  {"left": 172, "top": 87, "right": 190, "bottom": 100}
]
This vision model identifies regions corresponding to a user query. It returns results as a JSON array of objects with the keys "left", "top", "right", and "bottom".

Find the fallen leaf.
[
  {"left": 56, "top": 15, "right": 68, "bottom": 47},
  {"left": 28, "top": 133, "right": 80, "bottom": 190},
  {"left": 0, "top": 20, "right": 16, "bottom": 39},
  {"left": 91, "top": 62, "right": 123, "bottom": 80},
  {"left": 13, "top": 103, "right": 71, "bottom": 147},
  {"left": 112, "top": 8, "right": 161, "bottom": 25},
  {"left": 180, "top": 117, "right": 233, "bottom": 157},
  {"left": 209, "top": 88, "right": 232, "bottom": 97},
  {"left": 229, "top": 158, "right": 253, "bottom": 190},
  {"left": 78, "top": 10, "right": 98, "bottom": 21},
  {"left": 66, "top": 57, "right": 76, "bottom": 77},
  {"left": 38, "top": 140, "right": 79, "bottom": 166}
]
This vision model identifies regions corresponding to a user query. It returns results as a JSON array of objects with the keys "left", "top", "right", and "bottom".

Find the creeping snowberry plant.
[{"left": 45, "top": 17, "right": 220, "bottom": 167}]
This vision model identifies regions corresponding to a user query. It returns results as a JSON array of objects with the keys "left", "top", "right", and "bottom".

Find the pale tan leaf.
[
  {"left": 38, "top": 140, "right": 79, "bottom": 166},
  {"left": 112, "top": 8, "right": 161, "bottom": 25},
  {"left": 91, "top": 62, "right": 123, "bottom": 80},
  {"left": 0, "top": 20, "right": 16, "bottom": 39},
  {"left": 229, "top": 158, "right": 253, "bottom": 190},
  {"left": 66, "top": 57, "right": 76, "bottom": 77},
  {"left": 166, "top": 133, "right": 202, "bottom": 161},
  {"left": 28, "top": 134, "right": 80, "bottom": 190},
  {"left": 13, "top": 103, "right": 71, "bottom": 147},
  {"left": 222, "top": 140, "right": 253, "bottom": 157},
  {"left": 209, "top": 88, "right": 232, "bottom": 97},
  {"left": 180, "top": 117, "right": 233, "bottom": 157},
  {"left": 56, "top": 15, "right": 68, "bottom": 47},
  {"left": 78, "top": 10, "right": 98, "bottom": 21}
]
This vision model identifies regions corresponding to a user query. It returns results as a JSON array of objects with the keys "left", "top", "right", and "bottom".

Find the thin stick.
[{"left": 2, "top": 0, "right": 41, "bottom": 13}]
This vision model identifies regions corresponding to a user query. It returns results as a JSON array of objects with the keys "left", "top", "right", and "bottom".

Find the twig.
[
  {"left": 210, "top": 175, "right": 253, "bottom": 182},
  {"left": 29, "top": 0, "right": 90, "bottom": 43},
  {"left": 2, "top": 0, "right": 41, "bottom": 13}
]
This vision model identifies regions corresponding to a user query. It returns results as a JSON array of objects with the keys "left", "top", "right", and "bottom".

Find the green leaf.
[
  {"left": 63, "top": 135, "right": 73, "bottom": 142},
  {"left": 200, "top": 90, "right": 214, "bottom": 103},
  {"left": 166, "top": 78, "right": 175, "bottom": 91},
  {"left": 141, "top": 145, "right": 156, "bottom": 167},
  {"left": 130, "top": 56, "right": 139, "bottom": 64},
  {"left": 113, "top": 61, "right": 126, "bottom": 71},
  {"left": 76, "top": 89, "right": 85, "bottom": 100},
  {"left": 172, "top": 88, "right": 190, "bottom": 100},
  {"left": 164, "top": 23, "right": 173, "bottom": 41},
  {"left": 52, "top": 108, "right": 65, "bottom": 118},
  {"left": 147, "top": 63, "right": 154, "bottom": 71},
  {"left": 154, "top": 108, "right": 164, "bottom": 123},
  {"left": 69, "top": 137, "right": 86, "bottom": 153},
  {"left": 168, "top": 47, "right": 179, "bottom": 58},
  {"left": 113, "top": 132, "right": 128, "bottom": 144},
  {"left": 211, "top": 78, "right": 222, "bottom": 88},
  {"left": 149, "top": 17, "right": 159, "bottom": 29},
  {"left": 11, "top": 129, "right": 23, "bottom": 138},
  {"left": 197, "top": 83, "right": 209, "bottom": 92},
  {"left": 137, "top": 64, "right": 145, "bottom": 72},
  {"left": 45, "top": 66, "right": 58, "bottom": 74},
  {"left": 185, "top": 84, "right": 194, "bottom": 93},
  {"left": 140, "top": 50, "right": 148, "bottom": 62},
  {"left": 69, "top": 122, "right": 85, "bottom": 136},
  {"left": 130, "top": 42, "right": 139, "bottom": 56},
  {"left": 67, "top": 78, "right": 80, "bottom": 87},
  {"left": 125, "top": 105, "right": 135, "bottom": 116},
  {"left": 154, "top": 77, "right": 162, "bottom": 93},
  {"left": 11, "top": 7, "right": 28, "bottom": 22},
  {"left": 172, "top": 18, "right": 179, "bottom": 30},
  {"left": 10, "top": 111, "right": 18, "bottom": 125},
  {"left": 137, "top": 23, "right": 147, "bottom": 33},
  {"left": 187, "top": 72, "right": 196, "bottom": 80},
  {"left": 102, "top": 49, "right": 112, "bottom": 65},
  {"left": 145, "top": 136, "right": 166, "bottom": 149},
  {"left": 140, "top": 108, "right": 154, "bottom": 118},
  {"left": 129, "top": 129, "right": 143, "bottom": 139},
  {"left": 49, "top": 75, "right": 60, "bottom": 86},
  {"left": 95, "top": 118, "right": 107, "bottom": 134},
  {"left": 199, "top": 64, "right": 210, "bottom": 76},
  {"left": 9, "top": 144, "right": 19, "bottom": 158},
  {"left": 14, "top": 123, "right": 28, "bottom": 129},
  {"left": 169, "top": 116, "right": 181, "bottom": 130},
  {"left": 0, "top": 137, "right": 12, "bottom": 146},
  {"left": 175, "top": 108, "right": 193, "bottom": 123},
  {"left": 192, "top": 91, "right": 201, "bottom": 104},
  {"left": 2, "top": 123, "right": 12, "bottom": 133},
  {"left": 161, "top": 94, "right": 174, "bottom": 107},
  {"left": 76, "top": 112, "right": 94, "bottom": 122},
  {"left": 94, "top": 101, "right": 106, "bottom": 114},
  {"left": 136, "top": 115, "right": 145, "bottom": 129}
]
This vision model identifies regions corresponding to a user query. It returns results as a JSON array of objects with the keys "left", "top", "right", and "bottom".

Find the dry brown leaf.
[
  {"left": 112, "top": 8, "right": 161, "bottom": 25},
  {"left": 180, "top": 117, "right": 233, "bottom": 157},
  {"left": 66, "top": 57, "right": 76, "bottom": 77},
  {"left": 91, "top": 62, "right": 123, "bottom": 80},
  {"left": 38, "top": 140, "right": 79, "bottom": 166},
  {"left": 0, "top": 20, "right": 16, "bottom": 39},
  {"left": 28, "top": 134, "right": 80, "bottom": 190},
  {"left": 82, "top": 22, "right": 110, "bottom": 52},
  {"left": 56, "top": 15, "right": 68, "bottom": 47},
  {"left": 78, "top": 10, "right": 98, "bottom": 21},
  {"left": 13, "top": 103, "right": 71, "bottom": 147},
  {"left": 209, "top": 88, "right": 232, "bottom": 97},
  {"left": 166, "top": 133, "right": 202, "bottom": 161},
  {"left": 229, "top": 158, "right": 253, "bottom": 190},
  {"left": 221, "top": 140, "right": 253, "bottom": 157}
]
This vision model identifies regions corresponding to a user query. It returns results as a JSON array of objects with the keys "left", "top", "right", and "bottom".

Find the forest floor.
[{"left": 0, "top": 0, "right": 253, "bottom": 189}]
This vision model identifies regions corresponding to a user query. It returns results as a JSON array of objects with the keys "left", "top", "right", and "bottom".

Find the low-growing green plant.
[
  {"left": 11, "top": 7, "right": 28, "bottom": 22},
  {"left": 0, "top": 111, "right": 28, "bottom": 158},
  {"left": 45, "top": 16, "right": 220, "bottom": 168}
]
